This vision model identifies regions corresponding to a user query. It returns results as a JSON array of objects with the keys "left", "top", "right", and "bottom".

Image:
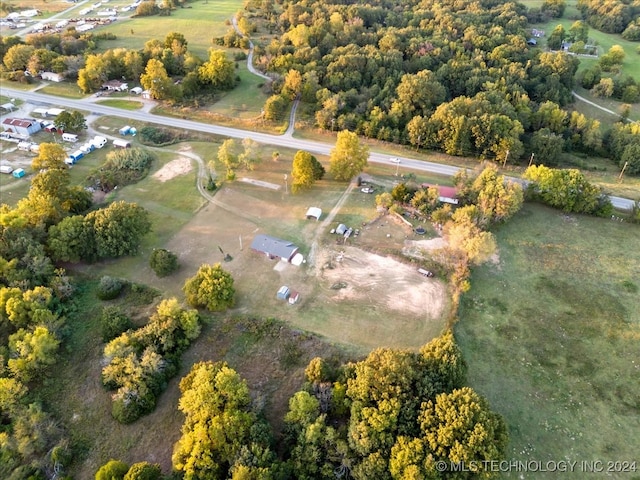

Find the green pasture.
[
  {"left": 96, "top": 99, "right": 144, "bottom": 110},
  {"left": 94, "top": 0, "right": 244, "bottom": 60},
  {"left": 456, "top": 203, "right": 640, "bottom": 478},
  {"left": 37, "top": 82, "right": 86, "bottom": 99}
]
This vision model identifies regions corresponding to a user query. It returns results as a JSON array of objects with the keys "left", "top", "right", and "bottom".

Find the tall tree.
[
  {"left": 198, "top": 49, "right": 235, "bottom": 90},
  {"left": 54, "top": 110, "right": 86, "bottom": 133},
  {"left": 291, "top": 150, "right": 324, "bottom": 193},
  {"left": 140, "top": 58, "right": 175, "bottom": 100},
  {"left": 183, "top": 263, "right": 235, "bottom": 311},
  {"left": 85, "top": 201, "right": 151, "bottom": 259},
  {"left": 329, "top": 130, "right": 369, "bottom": 181}
]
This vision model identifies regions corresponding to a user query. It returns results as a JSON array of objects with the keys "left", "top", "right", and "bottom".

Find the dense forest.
[{"left": 2, "top": 0, "right": 640, "bottom": 170}]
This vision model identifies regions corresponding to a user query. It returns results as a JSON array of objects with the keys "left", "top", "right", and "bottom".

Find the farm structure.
[
  {"left": 102, "top": 80, "right": 128, "bottom": 92},
  {"left": 251, "top": 234, "right": 299, "bottom": 262},
  {"left": 421, "top": 183, "right": 459, "bottom": 205},
  {"left": 2, "top": 118, "right": 41, "bottom": 136},
  {"left": 40, "top": 72, "right": 63, "bottom": 82},
  {"left": 306, "top": 207, "right": 322, "bottom": 221}
]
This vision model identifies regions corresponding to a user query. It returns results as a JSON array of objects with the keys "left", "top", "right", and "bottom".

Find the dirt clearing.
[
  {"left": 152, "top": 157, "right": 193, "bottom": 182},
  {"left": 317, "top": 246, "right": 446, "bottom": 319}
]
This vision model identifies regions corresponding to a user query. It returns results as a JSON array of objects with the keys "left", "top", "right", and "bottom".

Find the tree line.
[
  {"left": 98, "top": 330, "right": 508, "bottom": 480},
  {"left": 0, "top": 144, "right": 154, "bottom": 478}
]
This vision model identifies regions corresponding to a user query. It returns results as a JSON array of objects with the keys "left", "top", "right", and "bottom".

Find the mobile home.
[
  {"left": 113, "top": 139, "right": 131, "bottom": 148},
  {"left": 62, "top": 133, "right": 78, "bottom": 143}
]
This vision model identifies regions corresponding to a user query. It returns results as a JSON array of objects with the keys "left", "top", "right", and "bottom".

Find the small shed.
[
  {"left": 119, "top": 125, "right": 131, "bottom": 135},
  {"left": 306, "top": 207, "right": 322, "bottom": 221},
  {"left": 288, "top": 290, "right": 300, "bottom": 304},
  {"left": 335, "top": 224, "right": 347, "bottom": 235},
  {"left": 0, "top": 103, "right": 15, "bottom": 112},
  {"left": 527, "top": 38, "right": 537, "bottom": 46},
  {"left": 276, "top": 286, "right": 290, "bottom": 300},
  {"left": 12, "top": 168, "right": 25, "bottom": 178}
]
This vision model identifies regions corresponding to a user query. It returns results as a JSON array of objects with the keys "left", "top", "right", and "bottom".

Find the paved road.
[{"left": 1, "top": 87, "right": 635, "bottom": 211}]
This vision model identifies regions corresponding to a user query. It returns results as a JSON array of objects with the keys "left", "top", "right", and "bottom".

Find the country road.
[{"left": 1, "top": 87, "right": 635, "bottom": 211}]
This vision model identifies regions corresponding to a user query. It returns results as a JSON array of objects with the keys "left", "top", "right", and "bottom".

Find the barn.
[
  {"left": 2, "top": 118, "right": 42, "bottom": 136},
  {"left": 250, "top": 234, "right": 299, "bottom": 262}
]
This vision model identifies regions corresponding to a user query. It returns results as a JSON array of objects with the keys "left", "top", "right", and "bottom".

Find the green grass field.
[
  {"left": 96, "top": 99, "right": 144, "bottom": 110},
  {"left": 37, "top": 82, "right": 86, "bottom": 99},
  {"left": 456, "top": 203, "right": 640, "bottom": 478},
  {"left": 94, "top": 0, "right": 244, "bottom": 60}
]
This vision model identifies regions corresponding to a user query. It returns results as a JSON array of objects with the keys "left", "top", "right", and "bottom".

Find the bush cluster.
[
  {"left": 96, "top": 276, "right": 126, "bottom": 300},
  {"left": 139, "top": 126, "right": 186, "bottom": 146},
  {"left": 101, "top": 299, "right": 201, "bottom": 423},
  {"left": 88, "top": 148, "right": 155, "bottom": 191}
]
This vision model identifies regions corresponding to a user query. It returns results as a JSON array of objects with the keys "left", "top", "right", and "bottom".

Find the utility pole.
[
  {"left": 618, "top": 161, "right": 629, "bottom": 183},
  {"left": 502, "top": 149, "right": 510, "bottom": 168},
  {"left": 528, "top": 152, "right": 535, "bottom": 167}
]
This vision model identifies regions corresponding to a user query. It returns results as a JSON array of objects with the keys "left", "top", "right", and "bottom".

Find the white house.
[{"left": 41, "top": 72, "right": 63, "bottom": 82}]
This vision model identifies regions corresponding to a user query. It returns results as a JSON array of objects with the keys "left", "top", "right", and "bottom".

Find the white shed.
[{"left": 305, "top": 207, "right": 322, "bottom": 221}]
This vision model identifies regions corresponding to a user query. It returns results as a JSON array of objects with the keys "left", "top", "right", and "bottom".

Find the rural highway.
[{"left": 1, "top": 87, "right": 635, "bottom": 211}]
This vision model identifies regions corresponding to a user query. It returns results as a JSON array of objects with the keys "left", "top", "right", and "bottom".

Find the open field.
[
  {"left": 456, "top": 203, "right": 640, "bottom": 478},
  {"left": 37, "top": 82, "right": 85, "bottom": 99},
  {"left": 1, "top": 0, "right": 71, "bottom": 17},
  {"left": 96, "top": 99, "right": 144, "bottom": 110},
  {"left": 93, "top": 0, "right": 243, "bottom": 60}
]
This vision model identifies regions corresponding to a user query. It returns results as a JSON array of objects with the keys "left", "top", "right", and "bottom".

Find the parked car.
[{"left": 361, "top": 186, "right": 374, "bottom": 193}]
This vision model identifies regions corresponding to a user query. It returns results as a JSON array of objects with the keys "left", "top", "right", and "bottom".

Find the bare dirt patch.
[
  {"left": 317, "top": 246, "right": 446, "bottom": 319},
  {"left": 152, "top": 156, "right": 193, "bottom": 182}
]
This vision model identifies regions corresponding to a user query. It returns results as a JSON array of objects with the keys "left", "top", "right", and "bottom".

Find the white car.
[
  {"left": 390, "top": 157, "right": 401, "bottom": 163},
  {"left": 361, "top": 186, "right": 374, "bottom": 193}
]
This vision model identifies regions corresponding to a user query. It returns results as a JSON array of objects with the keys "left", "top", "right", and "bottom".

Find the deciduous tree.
[
  {"left": 183, "top": 263, "right": 235, "bottom": 311},
  {"left": 329, "top": 130, "right": 369, "bottom": 181},
  {"left": 291, "top": 150, "right": 324, "bottom": 192}
]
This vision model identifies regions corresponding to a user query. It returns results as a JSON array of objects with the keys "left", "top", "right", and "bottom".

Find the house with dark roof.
[
  {"left": 2, "top": 118, "right": 42, "bottom": 136},
  {"left": 251, "top": 234, "right": 299, "bottom": 262}
]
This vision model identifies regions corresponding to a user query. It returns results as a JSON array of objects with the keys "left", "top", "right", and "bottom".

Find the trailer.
[
  {"left": 12, "top": 168, "right": 25, "bottom": 178},
  {"left": 118, "top": 125, "right": 131, "bottom": 136},
  {"left": 79, "top": 143, "right": 95, "bottom": 154},
  {"left": 62, "top": 133, "right": 78, "bottom": 142},
  {"left": 92, "top": 136, "right": 107, "bottom": 148},
  {"left": 0, "top": 165, "right": 13, "bottom": 174},
  {"left": 69, "top": 150, "right": 84, "bottom": 162},
  {"left": 113, "top": 139, "right": 131, "bottom": 148},
  {"left": 17, "top": 141, "right": 32, "bottom": 151}
]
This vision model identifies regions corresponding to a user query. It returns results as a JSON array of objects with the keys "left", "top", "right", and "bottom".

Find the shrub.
[
  {"left": 149, "top": 248, "right": 179, "bottom": 277},
  {"left": 96, "top": 460, "right": 129, "bottom": 480},
  {"left": 139, "top": 126, "right": 185, "bottom": 146},
  {"left": 101, "top": 306, "right": 133, "bottom": 342},
  {"left": 88, "top": 148, "right": 155, "bottom": 191},
  {"left": 97, "top": 276, "right": 126, "bottom": 300}
]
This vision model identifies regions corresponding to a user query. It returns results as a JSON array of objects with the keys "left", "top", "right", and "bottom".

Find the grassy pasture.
[
  {"left": 1, "top": 0, "right": 71, "bottom": 17},
  {"left": 456, "top": 203, "right": 640, "bottom": 478},
  {"left": 96, "top": 99, "right": 144, "bottom": 110},
  {"left": 94, "top": 0, "right": 243, "bottom": 60},
  {"left": 37, "top": 82, "right": 85, "bottom": 99}
]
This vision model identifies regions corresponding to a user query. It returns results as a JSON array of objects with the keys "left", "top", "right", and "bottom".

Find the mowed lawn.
[{"left": 455, "top": 203, "right": 640, "bottom": 478}]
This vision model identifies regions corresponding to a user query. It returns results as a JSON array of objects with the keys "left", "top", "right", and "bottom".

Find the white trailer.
[
  {"left": 113, "top": 139, "right": 131, "bottom": 148},
  {"left": 62, "top": 133, "right": 78, "bottom": 142}
]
